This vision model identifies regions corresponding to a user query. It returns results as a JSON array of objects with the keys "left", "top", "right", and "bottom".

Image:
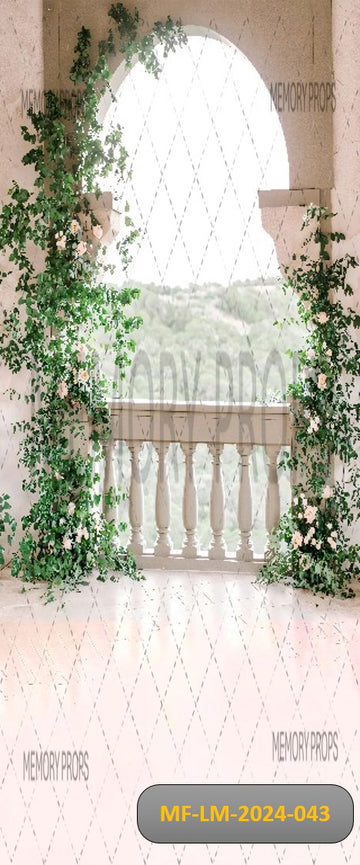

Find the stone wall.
[
  {"left": 4, "top": 0, "right": 359, "bottom": 554},
  {"left": 0, "top": 0, "right": 43, "bottom": 557},
  {"left": 44, "top": 0, "right": 333, "bottom": 190}
]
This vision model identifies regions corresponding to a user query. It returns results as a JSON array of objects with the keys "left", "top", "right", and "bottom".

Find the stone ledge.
[
  {"left": 258, "top": 188, "right": 322, "bottom": 208},
  {"left": 134, "top": 553, "right": 265, "bottom": 573}
]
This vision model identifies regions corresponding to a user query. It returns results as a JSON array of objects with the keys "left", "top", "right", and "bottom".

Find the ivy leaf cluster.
[
  {"left": 258, "top": 206, "right": 360, "bottom": 598},
  {"left": 0, "top": 4, "right": 187, "bottom": 599}
]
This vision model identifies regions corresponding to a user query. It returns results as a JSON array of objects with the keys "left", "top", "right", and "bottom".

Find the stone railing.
[{"left": 101, "top": 401, "right": 291, "bottom": 570}]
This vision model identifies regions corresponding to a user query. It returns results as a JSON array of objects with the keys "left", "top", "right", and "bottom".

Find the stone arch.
[
  {"left": 98, "top": 22, "right": 291, "bottom": 185},
  {"left": 88, "top": 0, "right": 332, "bottom": 192},
  {"left": 97, "top": 25, "right": 306, "bottom": 405},
  {"left": 99, "top": 24, "right": 290, "bottom": 285},
  {"left": 44, "top": 0, "right": 333, "bottom": 265}
]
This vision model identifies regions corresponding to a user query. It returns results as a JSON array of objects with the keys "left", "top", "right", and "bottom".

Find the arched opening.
[
  {"left": 102, "top": 29, "right": 301, "bottom": 402},
  {"left": 100, "top": 29, "right": 304, "bottom": 554}
]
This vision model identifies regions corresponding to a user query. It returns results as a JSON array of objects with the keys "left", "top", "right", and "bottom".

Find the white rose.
[
  {"left": 57, "top": 381, "right": 68, "bottom": 399},
  {"left": 317, "top": 311, "right": 329, "bottom": 324},
  {"left": 62, "top": 536, "right": 72, "bottom": 551},
  {"left": 76, "top": 240, "right": 87, "bottom": 256},
  {"left": 322, "top": 486, "right": 333, "bottom": 500},
  {"left": 292, "top": 531, "right": 303, "bottom": 549},
  {"left": 304, "top": 505, "right": 317, "bottom": 524}
]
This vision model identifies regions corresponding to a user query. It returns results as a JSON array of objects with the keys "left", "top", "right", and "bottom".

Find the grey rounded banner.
[{"left": 137, "top": 784, "right": 353, "bottom": 844}]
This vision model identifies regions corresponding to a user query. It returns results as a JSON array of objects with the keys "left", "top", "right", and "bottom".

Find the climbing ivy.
[
  {"left": 258, "top": 206, "right": 360, "bottom": 597},
  {"left": 0, "top": 4, "right": 186, "bottom": 600}
]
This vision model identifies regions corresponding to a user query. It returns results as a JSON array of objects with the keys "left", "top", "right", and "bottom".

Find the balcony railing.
[{"left": 101, "top": 401, "right": 291, "bottom": 570}]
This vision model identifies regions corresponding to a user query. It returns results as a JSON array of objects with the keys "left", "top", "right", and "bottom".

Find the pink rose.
[
  {"left": 304, "top": 526, "right": 316, "bottom": 544},
  {"left": 322, "top": 485, "right": 333, "bottom": 499},
  {"left": 55, "top": 232, "right": 66, "bottom": 251},
  {"left": 62, "top": 536, "right": 72, "bottom": 551},
  {"left": 57, "top": 381, "right": 68, "bottom": 399},
  {"left": 292, "top": 531, "right": 303, "bottom": 549},
  {"left": 304, "top": 504, "right": 317, "bottom": 524},
  {"left": 317, "top": 373, "right": 327, "bottom": 390},
  {"left": 78, "top": 368, "right": 89, "bottom": 383},
  {"left": 76, "top": 240, "right": 87, "bottom": 256},
  {"left": 317, "top": 311, "right": 328, "bottom": 324}
]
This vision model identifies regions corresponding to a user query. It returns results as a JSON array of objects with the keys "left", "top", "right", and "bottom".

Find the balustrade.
[{"left": 101, "top": 401, "right": 291, "bottom": 569}]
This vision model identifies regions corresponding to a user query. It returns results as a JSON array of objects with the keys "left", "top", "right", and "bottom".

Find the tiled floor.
[{"left": 0, "top": 568, "right": 359, "bottom": 864}]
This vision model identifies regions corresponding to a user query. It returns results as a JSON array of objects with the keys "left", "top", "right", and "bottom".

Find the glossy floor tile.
[{"left": 0, "top": 569, "right": 359, "bottom": 863}]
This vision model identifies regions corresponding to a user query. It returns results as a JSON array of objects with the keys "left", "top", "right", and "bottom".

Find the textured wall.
[
  {"left": 0, "top": 0, "right": 343, "bottom": 556},
  {"left": 331, "top": 2, "right": 360, "bottom": 540},
  {"left": 44, "top": 0, "right": 333, "bottom": 190},
  {"left": 0, "top": 0, "right": 43, "bottom": 555},
  {"left": 332, "top": 3, "right": 360, "bottom": 261}
]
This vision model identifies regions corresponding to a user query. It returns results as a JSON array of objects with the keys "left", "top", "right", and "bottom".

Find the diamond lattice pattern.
[
  {"left": 0, "top": 574, "right": 359, "bottom": 864},
  {"left": 102, "top": 32, "right": 304, "bottom": 553}
]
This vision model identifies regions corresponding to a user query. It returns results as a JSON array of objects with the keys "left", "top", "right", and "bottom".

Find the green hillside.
[{"left": 108, "top": 278, "right": 303, "bottom": 402}]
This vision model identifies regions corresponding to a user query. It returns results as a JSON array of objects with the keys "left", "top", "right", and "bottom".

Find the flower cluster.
[
  {"left": 258, "top": 206, "right": 360, "bottom": 598},
  {"left": 291, "top": 490, "right": 338, "bottom": 558},
  {"left": 62, "top": 524, "right": 90, "bottom": 551},
  {"left": 55, "top": 220, "right": 103, "bottom": 257},
  {"left": 56, "top": 340, "right": 92, "bottom": 405},
  {"left": 0, "top": 4, "right": 187, "bottom": 597}
]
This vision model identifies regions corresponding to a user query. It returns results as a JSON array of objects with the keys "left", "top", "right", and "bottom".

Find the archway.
[
  {"left": 100, "top": 28, "right": 301, "bottom": 401},
  {"left": 100, "top": 29, "right": 304, "bottom": 553}
]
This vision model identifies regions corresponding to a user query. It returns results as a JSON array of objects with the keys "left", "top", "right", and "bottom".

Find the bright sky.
[{"left": 103, "top": 33, "right": 289, "bottom": 287}]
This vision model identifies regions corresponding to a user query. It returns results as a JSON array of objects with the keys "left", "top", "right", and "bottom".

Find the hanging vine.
[
  {"left": 2, "top": 12, "right": 359, "bottom": 601},
  {"left": 0, "top": 4, "right": 187, "bottom": 600},
  {"left": 258, "top": 206, "right": 360, "bottom": 598}
]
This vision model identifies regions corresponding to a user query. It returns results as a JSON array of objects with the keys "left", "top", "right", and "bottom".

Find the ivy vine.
[
  {"left": 4, "top": 15, "right": 358, "bottom": 602},
  {"left": 0, "top": 4, "right": 186, "bottom": 600},
  {"left": 258, "top": 206, "right": 360, "bottom": 598}
]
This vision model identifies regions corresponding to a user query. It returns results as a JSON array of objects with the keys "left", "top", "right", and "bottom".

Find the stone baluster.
[
  {"left": 103, "top": 438, "right": 118, "bottom": 523},
  {"left": 154, "top": 443, "right": 172, "bottom": 557},
  {"left": 208, "top": 443, "right": 226, "bottom": 560},
  {"left": 181, "top": 443, "right": 199, "bottom": 558},
  {"left": 265, "top": 444, "right": 281, "bottom": 555},
  {"left": 87, "top": 433, "right": 99, "bottom": 502},
  {"left": 128, "top": 443, "right": 145, "bottom": 555},
  {"left": 236, "top": 444, "right": 254, "bottom": 561}
]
